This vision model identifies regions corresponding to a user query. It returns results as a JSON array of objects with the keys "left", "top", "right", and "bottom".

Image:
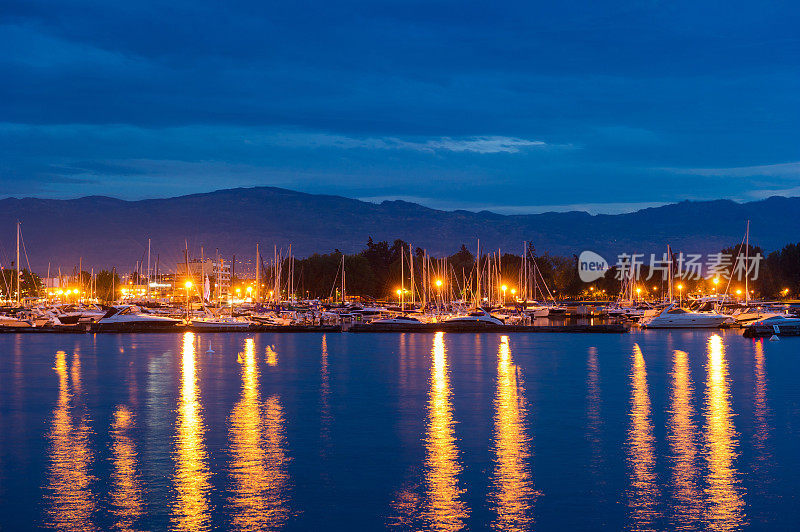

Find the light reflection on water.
[
  {"left": 626, "top": 343, "right": 661, "bottom": 530},
  {"left": 172, "top": 332, "right": 213, "bottom": 531},
  {"left": 489, "top": 335, "right": 537, "bottom": 531},
  {"left": 2, "top": 331, "right": 796, "bottom": 530},
  {"left": 228, "top": 337, "right": 292, "bottom": 531},
  {"left": 668, "top": 350, "right": 702, "bottom": 529},
  {"left": 109, "top": 405, "right": 144, "bottom": 531},
  {"left": 422, "top": 331, "right": 469, "bottom": 531},
  {"left": 44, "top": 350, "right": 97, "bottom": 532},
  {"left": 704, "top": 334, "right": 745, "bottom": 531}
]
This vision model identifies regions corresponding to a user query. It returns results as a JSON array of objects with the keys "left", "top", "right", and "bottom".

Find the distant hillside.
[{"left": 0, "top": 186, "right": 797, "bottom": 273}]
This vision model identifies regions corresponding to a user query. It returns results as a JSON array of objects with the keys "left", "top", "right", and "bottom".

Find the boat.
[
  {"left": 743, "top": 315, "right": 800, "bottom": 337},
  {"left": 639, "top": 303, "right": 733, "bottom": 329},
  {"left": 91, "top": 305, "right": 182, "bottom": 332},
  {"left": 445, "top": 309, "right": 504, "bottom": 326},
  {"left": 729, "top": 305, "right": 783, "bottom": 325},
  {"left": 0, "top": 313, "right": 36, "bottom": 328},
  {"left": 371, "top": 315, "right": 425, "bottom": 326},
  {"left": 190, "top": 316, "right": 253, "bottom": 330}
]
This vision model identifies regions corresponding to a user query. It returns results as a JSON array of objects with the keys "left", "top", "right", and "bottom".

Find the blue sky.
[{"left": 1, "top": 0, "right": 799, "bottom": 213}]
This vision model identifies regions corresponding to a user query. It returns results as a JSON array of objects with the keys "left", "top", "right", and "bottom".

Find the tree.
[{"left": 95, "top": 269, "right": 120, "bottom": 302}]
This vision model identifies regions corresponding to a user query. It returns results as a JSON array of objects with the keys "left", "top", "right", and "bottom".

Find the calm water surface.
[{"left": 0, "top": 330, "right": 798, "bottom": 530}]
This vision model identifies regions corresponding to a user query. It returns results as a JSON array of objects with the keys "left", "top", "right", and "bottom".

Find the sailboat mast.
[
  {"left": 16, "top": 221, "right": 20, "bottom": 305},
  {"left": 255, "top": 242, "right": 260, "bottom": 303},
  {"left": 475, "top": 239, "right": 481, "bottom": 308},
  {"left": 400, "top": 247, "right": 404, "bottom": 312},
  {"left": 745, "top": 220, "right": 750, "bottom": 304},
  {"left": 409, "top": 244, "right": 415, "bottom": 306},
  {"left": 146, "top": 237, "right": 151, "bottom": 298}
]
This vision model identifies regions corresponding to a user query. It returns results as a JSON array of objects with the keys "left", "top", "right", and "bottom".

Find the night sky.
[{"left": 2, "top": 0, "right": 798, "bottom": 213}]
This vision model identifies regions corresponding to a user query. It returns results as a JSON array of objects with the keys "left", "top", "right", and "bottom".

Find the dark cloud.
[{"left": 0, "top": 0, "right": 798, "bottom": 210}]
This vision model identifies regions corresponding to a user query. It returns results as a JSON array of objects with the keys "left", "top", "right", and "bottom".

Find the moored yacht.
[
  {"left": 743, "top": 314, "right": 800, "bottom": 337},
  {"left": 92, "top": 305, "right": 182, "bottom": 332},
  {"left": 190, "top": 315, "right": 252, "bottom": 330},
  {"left": 640, "top": 303, "right": 733, "bottom": 329},
  {"left": 445, "top": 309, "right": 504, "bottom": 326},
  {"left": 371, "top": 315, "right": 424, "bottom": 326}
]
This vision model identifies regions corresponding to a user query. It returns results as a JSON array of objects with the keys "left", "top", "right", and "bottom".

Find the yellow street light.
[
  {"left": 435, "top": 279, "right": 443, "bottom": 288},
  {"left": 185, "top": 281, "right": 192, "bottom": 289},
  {"left": 511, "top": 288, "right": 516, "bottom": 295},
  {"left": 713, "top": 277, "right": 719, "bottom": 285}
]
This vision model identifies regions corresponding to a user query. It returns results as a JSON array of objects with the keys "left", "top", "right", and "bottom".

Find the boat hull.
[{"left": 90, "top": 321, "right": 181, "bottom": 332}]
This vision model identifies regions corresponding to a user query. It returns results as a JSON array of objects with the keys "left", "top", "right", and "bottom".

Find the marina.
[{"left": 2, "top": 2, "right": 799, "bottom": 527}]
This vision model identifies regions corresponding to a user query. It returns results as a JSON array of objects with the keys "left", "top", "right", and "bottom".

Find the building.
[{"left": 176, "top": 258, "right": 231, "bottom": 297}]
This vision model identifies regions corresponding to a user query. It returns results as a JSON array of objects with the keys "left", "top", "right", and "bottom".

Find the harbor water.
[{"left": 0, "top": 330, "right": 797, "bottom": 530}]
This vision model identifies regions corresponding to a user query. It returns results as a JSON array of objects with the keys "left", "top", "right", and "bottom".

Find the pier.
[{"left": 0, "top": 322, "right": 628, "bottom": 334}]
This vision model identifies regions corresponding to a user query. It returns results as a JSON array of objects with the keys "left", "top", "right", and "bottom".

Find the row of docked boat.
[
  {"left": 0, "top": 298, "right": 571, "bottom": 332},
  {"left": 3, "top": 297, "right": 799, "bottom": 334}
]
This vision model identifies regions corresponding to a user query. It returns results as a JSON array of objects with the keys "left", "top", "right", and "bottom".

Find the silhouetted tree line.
[
  {"left": 0, "top": 269, "right": 42, "bottom": 299},
  {"left": 283, "top": 238, "right": 800, "bottom": 300}
]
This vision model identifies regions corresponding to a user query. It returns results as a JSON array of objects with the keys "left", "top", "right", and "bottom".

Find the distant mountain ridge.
[{"left": 0, "top": 186, "right": 797, "bottom": 273}]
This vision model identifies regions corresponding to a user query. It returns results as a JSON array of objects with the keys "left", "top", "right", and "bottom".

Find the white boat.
[
  {"left": 445, "top": 309, "right": 504, "bottom": 326},
  {"left": 371, "top": 315, "right": 425, "bottom": 326},
  {"left": 743, "top": 315, "right": 800, "bottom": 337},
  {"left": 190, "top": 316, "right": 252, "bottom": 330},
  {"left": 0, "top": 314, "right": 35, "bottom": 328},
  {"left": 640, "top": 304, "right": 733, "bottom": 329},
  {"left": 522, "top": 303, "right": 550, "bottom": 318},
  {"left": 730, "top": 306, "right": 783, "bottom": 325},
  {"left": 92, "top": 305, "right": 182, "bottom": 331}
]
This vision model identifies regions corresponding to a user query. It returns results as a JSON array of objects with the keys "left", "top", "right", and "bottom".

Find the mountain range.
[{"left": 0, "top": 186, "right": 797, "bottom": 274}]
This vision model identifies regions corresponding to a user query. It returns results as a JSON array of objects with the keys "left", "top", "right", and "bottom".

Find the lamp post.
[
  {"left": 501, "top": 284, "right": 507, "bottom": 305},
  {"left": 185, "top": 281, "right": 192, "bottom": 321},
  {"left": 677, "top": 284, "right": 683, "bottom": 306}
]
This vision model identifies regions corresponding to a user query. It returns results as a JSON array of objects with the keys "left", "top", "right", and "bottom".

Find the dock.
[
  {"left": 1, "top": 323, "right": 628, "bottom": 334},
  {"left": 348, "top": 323, "right": 629, "bottom": 333}
]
